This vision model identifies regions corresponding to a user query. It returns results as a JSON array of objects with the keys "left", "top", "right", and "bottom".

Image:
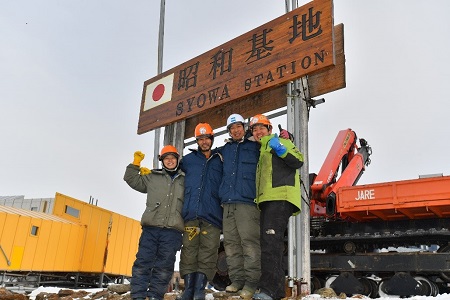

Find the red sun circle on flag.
[{"left": 152, "top": 84, "right": 165, "bottom": 101}]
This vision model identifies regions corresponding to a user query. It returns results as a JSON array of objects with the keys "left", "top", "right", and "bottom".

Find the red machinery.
[
  {"left": 310, "top": 128, "right": 372, "bottom": 217},
  {"left": 309, "top": 129, "right": 450, "bottom": 298}
]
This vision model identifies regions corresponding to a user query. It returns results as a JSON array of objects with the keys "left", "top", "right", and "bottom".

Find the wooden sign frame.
[
  {"left": 184, "top": 23, "right": 345, "bottom": 139},
  {"left": 138, "top": 0, "right": 334, "bottom": 134}
]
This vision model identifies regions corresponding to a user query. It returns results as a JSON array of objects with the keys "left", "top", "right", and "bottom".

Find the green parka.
[
  {"left": 255, "top": 134, "right": 304, "bottom": 215},
  {"left": 124, "top": 164, "right": 185, "bottom": 232}
]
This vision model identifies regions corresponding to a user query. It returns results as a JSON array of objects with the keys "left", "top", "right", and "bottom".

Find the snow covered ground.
[
  {"left": 303, "top": 295, "right": 450, "bottom": 300},
  {"left": 26, "top": 286, "right": 450, "bottom": 300}
]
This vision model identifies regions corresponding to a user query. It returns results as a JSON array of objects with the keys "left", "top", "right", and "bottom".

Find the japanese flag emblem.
[{"left": 143, "top": 73, "right": 174, "bottom": 111}]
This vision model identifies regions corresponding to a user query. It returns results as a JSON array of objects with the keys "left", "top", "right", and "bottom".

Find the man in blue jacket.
[
  {"left": 179, "top": 123, "right": 223, "bottom": 300},
  {"left": 219, "top": 113, "right": 261, "bottom": 299}
]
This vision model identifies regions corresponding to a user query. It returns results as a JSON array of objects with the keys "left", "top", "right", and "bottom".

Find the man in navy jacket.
[
  {"left": 179, "top": 123, "right": 223, "bottom": 300},
  {"left": 219, "top": 113, "right": 261, "bottom": 299}
]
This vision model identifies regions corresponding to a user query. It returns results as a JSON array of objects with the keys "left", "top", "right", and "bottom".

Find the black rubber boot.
[
  {"left": 193, "top": 272, "right": 208, "bottom": 300},
  {"left": 177, "top": 273, "right": 196, "bottom": 300}
]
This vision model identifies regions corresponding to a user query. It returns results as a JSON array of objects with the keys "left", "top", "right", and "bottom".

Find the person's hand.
[
  {"left": 278, "top": 125, "right": 294, "bottom": 142},
  {"left": 268, "top": 134, "right": 287, "bottom": 157},
  {"left": 140, "top": 167, "right": 151, "bottom": 175},
  {"left": 133, "top": 151, "right": 145, "bottom": 166}
]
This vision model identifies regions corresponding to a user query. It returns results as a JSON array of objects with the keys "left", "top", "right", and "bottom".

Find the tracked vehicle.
[{"left": 309, "top": 129, "right": 450, "bottom": 297}]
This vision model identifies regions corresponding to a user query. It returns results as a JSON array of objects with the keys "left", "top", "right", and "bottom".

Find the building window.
[
  {"left": 65, "top": 205, "right": 80, "bottom": 218},
  {"left": 31, "top": 207, "right": 38, "bottom": 211},
  {"left": 31, "top": 226, "right": 39, "bottom": 236}
]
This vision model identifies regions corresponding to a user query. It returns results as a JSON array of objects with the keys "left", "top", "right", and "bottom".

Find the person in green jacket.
[{"left": 248, "top": 114, "right": 304, "bottom": 300}]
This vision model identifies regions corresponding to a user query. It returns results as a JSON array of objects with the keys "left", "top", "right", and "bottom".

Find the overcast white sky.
[{"left": 1, "top": 0, "right": 449, "bottom": 221}]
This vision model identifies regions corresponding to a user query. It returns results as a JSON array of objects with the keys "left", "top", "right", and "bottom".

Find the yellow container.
[
  {"left": 0, "top": 206, "right": 85, "bottom": 272},
  {"left": 0, "top": 192, "right": 140, "bottom": 278},
  {"left": 52, "top": 193, "right": 140, "bottom": 276}
]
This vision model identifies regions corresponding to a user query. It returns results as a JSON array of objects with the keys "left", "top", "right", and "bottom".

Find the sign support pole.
[
  {"left": 153, "top": 0, "right": 165, "bottom": 168},
  {"left": 163, "top": 121, "right": 185, "bottom": 156},
  {"left": 152, "top": 0, "right": 186, "bottom": 158},
  {"left": 286, "top": 0, "right": 311, "bottom": 295},
  {"left": 297, "top": 78, "right": 312, "bottom": 295}
]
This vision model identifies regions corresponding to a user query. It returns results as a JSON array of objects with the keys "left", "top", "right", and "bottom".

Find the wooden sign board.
[
  {"left": 184, "top": 23, "right": 346, "bottom": 139},
  {"left": 138, "top": 0, "right": 334, "bottom": 134}
]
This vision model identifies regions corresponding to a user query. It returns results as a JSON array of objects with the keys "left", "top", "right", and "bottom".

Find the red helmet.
[
  {"left": 249, "top": 114, "right": 272, "bottom": 130},
  {"left": 195, "top": 123, "right": 214, "bottom": 139},
  {"left": 159, "top": 145, "right": 179, "bottom": 161}
]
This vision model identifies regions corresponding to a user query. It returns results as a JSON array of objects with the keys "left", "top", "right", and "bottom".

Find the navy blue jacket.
[
  {"left": 181, "top": 148, "right": 223, "bottom": 229},
  {"left": 218, "top": 138, "right": 260, "bottom": 206}
]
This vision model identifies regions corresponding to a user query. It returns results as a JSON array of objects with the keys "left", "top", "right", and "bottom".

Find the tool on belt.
[{"left": 185, "top": 226, "right": 200, "bottom": 240}]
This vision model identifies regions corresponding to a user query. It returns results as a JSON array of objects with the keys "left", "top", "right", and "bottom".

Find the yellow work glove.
[
  {"left": 133, "top": 151, "right": 145, "bottom": 166},
  {"left": 140, "top": 167, "right": 151, "bottom": 175}
]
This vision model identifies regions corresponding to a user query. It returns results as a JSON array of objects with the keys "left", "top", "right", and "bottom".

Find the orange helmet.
[
  {"left": 195, "top": 123, "right": 214, "bottom": 139},
  {"left": 159, "top": 145, "right": 179, "bottom": 161},
  {"left": 249, "top": 114, "right": 272, "bottom": 130}
]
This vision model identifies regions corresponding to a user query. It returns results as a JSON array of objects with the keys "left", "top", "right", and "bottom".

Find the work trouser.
[
  {"left": 179, "top": 219, "right": 221, "bottom": 280},
  {"left": 131, "top": 226, "right": 182, "bottom": 300},
  {"left": 222, "top": 203, "right": 261, "bottom": 290},
  {"left": 258, "top": 201, "right": 296, "bottom": 299}
]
